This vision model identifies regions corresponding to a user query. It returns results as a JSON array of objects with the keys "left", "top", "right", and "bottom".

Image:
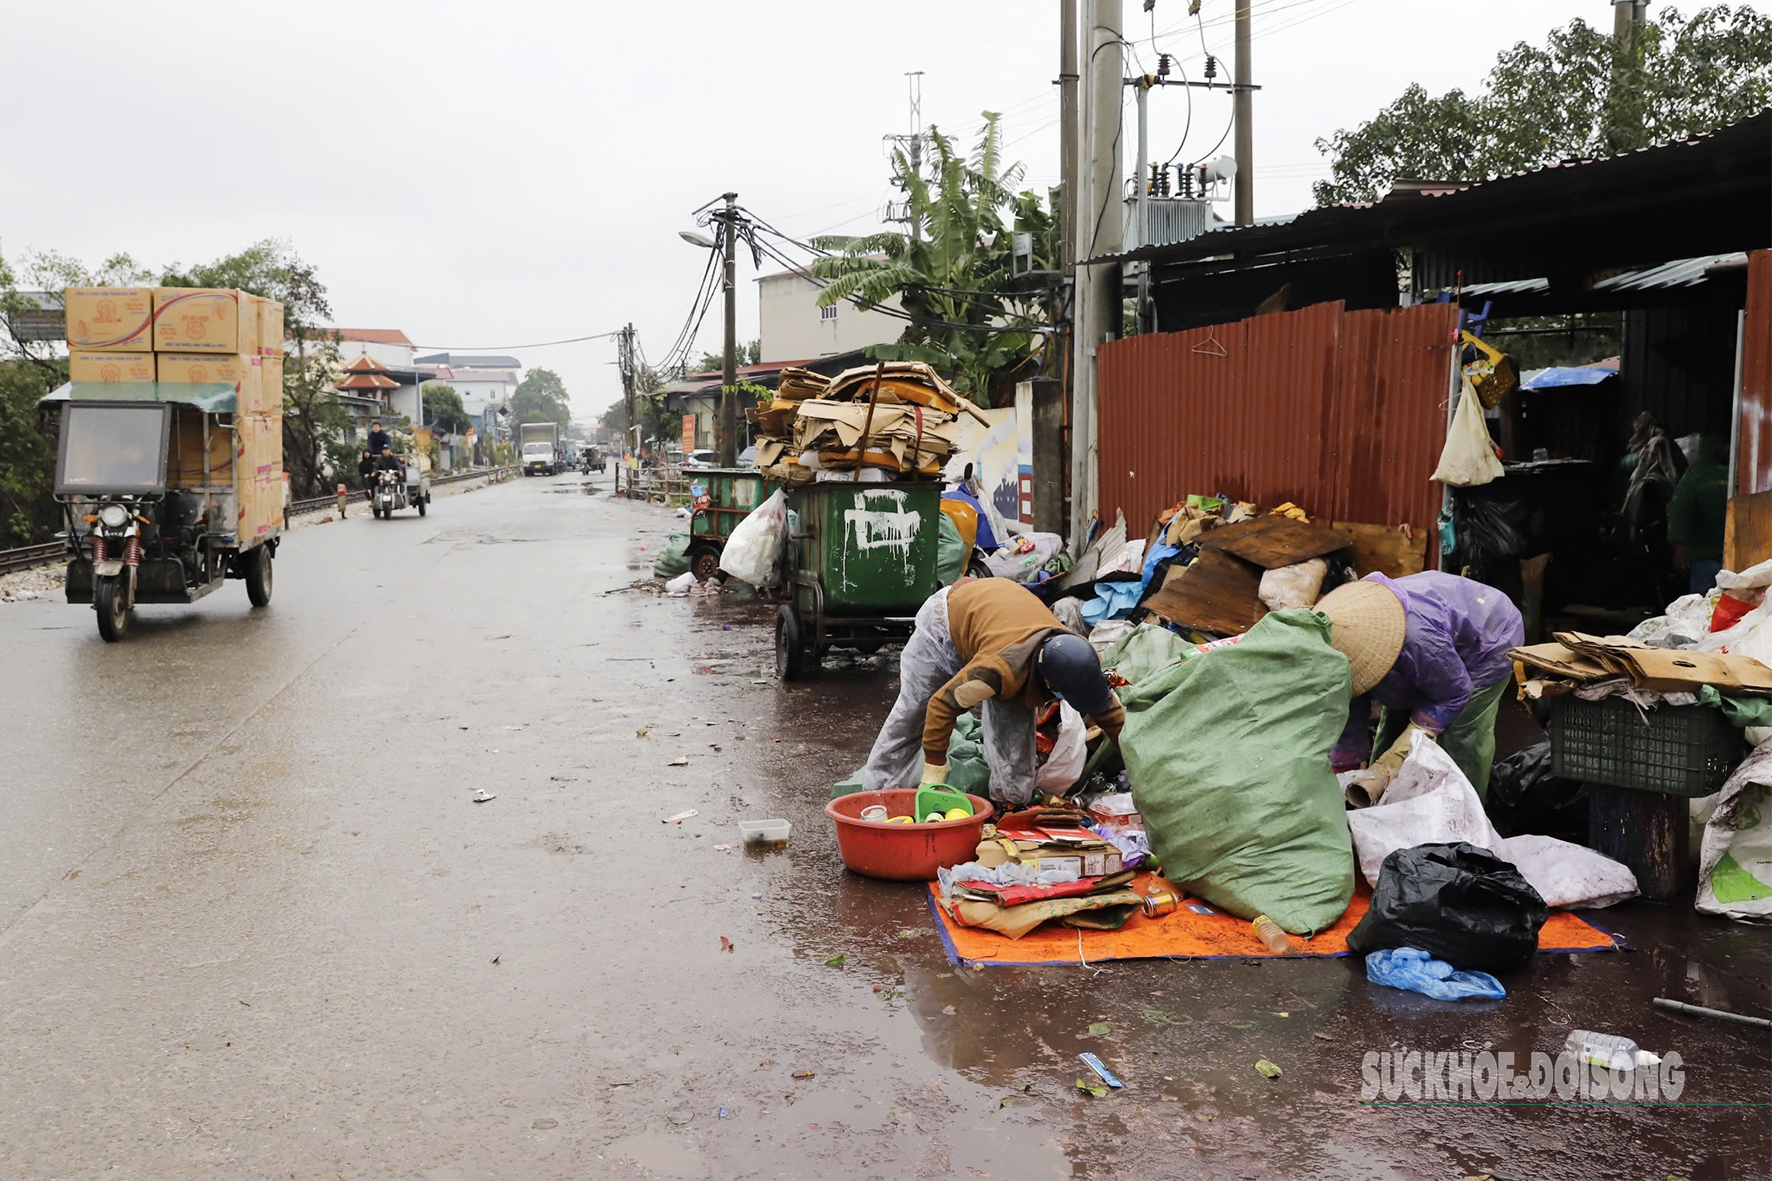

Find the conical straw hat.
[{"left": 1315, "top": 578, "right": 1405, "bottom": 695}]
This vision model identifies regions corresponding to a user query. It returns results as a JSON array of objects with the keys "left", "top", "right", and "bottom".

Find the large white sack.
[
  {"left": 1344, "top": 732, "right": 1638, "bottom": 909},
  {"left": 1696, "top": 740, "right": 1772, "bottom": 923},
  {"left": 719, "top": 488, "right": 789, "bottom": 587},
  {"left": 1430, "top": 377, "right": 1505, "bottom": 487}
]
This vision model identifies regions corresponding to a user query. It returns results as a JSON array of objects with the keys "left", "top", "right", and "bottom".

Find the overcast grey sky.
[{"left": 5, "top": 1, "right": 1764, "bottom": 420}]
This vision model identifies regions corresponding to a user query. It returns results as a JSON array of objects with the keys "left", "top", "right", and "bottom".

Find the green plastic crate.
[{"left": 1549, "top": 695, "right": 1747, "bottom": 797}]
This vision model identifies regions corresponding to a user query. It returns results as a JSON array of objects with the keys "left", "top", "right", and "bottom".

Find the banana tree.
[{"left": 811, "top": 113, "right": 1058, "bottom": 406}]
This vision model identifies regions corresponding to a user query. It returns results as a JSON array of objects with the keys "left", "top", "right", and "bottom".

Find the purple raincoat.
[{"left": 1360, "top": 572, "right": 1524, "bottom": 732}]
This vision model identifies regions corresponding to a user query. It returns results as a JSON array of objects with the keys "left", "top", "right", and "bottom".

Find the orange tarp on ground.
[{"left": 927, "top": 873, "right": 1624, "bottom": 967}]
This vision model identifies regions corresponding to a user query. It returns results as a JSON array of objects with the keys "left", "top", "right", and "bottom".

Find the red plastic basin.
[{"left": 825, "top": 788, "right": 992, "bottom": 881}]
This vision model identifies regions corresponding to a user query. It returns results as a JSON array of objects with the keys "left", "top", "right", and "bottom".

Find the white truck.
[{"left": 519, "top": 422, "right": 560, "bottom": 476}]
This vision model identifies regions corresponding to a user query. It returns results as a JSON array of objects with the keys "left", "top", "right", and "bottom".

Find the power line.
[{"left": 412, "top": 329, "right": 622, "bottom": 351}]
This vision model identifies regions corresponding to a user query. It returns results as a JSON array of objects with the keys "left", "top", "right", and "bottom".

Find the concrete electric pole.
[
  {"left": 618, "top": 322, "right": 636, "bottom": 493},
  {"left": 718, "top": 191, "right": 739, "bottom": 467},
  {"left": 1070, "top": 0, "right": 1123, "bottom": 544},
  {"left": 1234, "top": 0, "right": 1255, "bottom": 226},
  {"left": 1060, "top": 0, "right": 1079, "bottom": 279}
]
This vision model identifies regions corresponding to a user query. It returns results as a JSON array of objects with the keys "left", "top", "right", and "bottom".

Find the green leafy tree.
[
  {"left": 810, "top": 113, "right": 1058, "bottom": 405},
  {"left": 1314, "top": 5, "right": 1772, "bottom": 205},
  {"left": 422, "top": 382, "right": 472, "bottom": 434},
  {"left": 510, "top": 367, "right": 572, "bottom": 428},
  {"left": 0, "top": 361, "right": 57, "bottom": 545},
  {"left": 692, "top": 340, "right": 761, "bottom": 373}
]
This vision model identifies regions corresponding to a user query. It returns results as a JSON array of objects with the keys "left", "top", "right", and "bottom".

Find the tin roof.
[{"left": 1458, "top": 252, "right": 1750, "bottom": 298}]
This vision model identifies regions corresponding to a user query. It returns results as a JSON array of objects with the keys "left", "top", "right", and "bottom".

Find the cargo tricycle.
[
  {"left": 775, "top": 482, "right": 940, "bottom": 680},
  {"left": 41, "top": 381, "right": 283, "bottom": 642},
  {"left": 687, "top": 467, "right": 777, "bottom": 583}
]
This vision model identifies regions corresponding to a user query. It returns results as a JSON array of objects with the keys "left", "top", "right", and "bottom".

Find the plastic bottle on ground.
[
  {"left": 1564, "top": 1029, "right": 1661, "bottom": 1071},
  {"left": 1252, "top": 914, "right": 1295, "bottom": 954}
]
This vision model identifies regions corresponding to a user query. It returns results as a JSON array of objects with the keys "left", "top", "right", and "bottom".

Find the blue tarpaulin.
[{"left": 1518, "top": 363, "right": 1618, "bottom": 391}]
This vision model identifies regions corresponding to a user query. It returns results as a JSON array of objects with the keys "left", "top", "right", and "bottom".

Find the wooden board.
[
  {"left": 1325, "top": 520, "right": 1429, "bottom": 578},
  {"left": 1142, "top": 549, "right": 1267, "bottom": 635},
  {"left": 1725, "top": 490, "right": 1772, "bottom": 572},
  {"left": 1195, "top": 515, "right": 1352, "bottom": 570}
]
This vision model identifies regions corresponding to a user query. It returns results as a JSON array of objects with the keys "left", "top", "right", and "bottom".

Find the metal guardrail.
[
  {"left": 0, "top": 467, "right": 520, "bottom": 574},
  {"left": 288, "top": 466, "right": 517, "bottom": 516},
  {"left": 0, "top": 541, "right": 64, "bottom": 576}
]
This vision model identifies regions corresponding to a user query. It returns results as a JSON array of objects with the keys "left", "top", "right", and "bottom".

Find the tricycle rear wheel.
[
  {"left": 689, "top": 544, "right": 720, "bottom": 583},
  {"left": 776, "top": 605, "right": 812, "bottom": 681},
  {"left": 245, "top": 545, "right": 273, "bottom": 607}
]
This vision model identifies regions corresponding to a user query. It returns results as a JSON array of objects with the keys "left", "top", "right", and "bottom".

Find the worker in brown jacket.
[{"left": 861, "top": 578, "right": 1124, "bottom": 809}]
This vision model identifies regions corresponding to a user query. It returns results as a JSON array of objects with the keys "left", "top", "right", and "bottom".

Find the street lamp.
[{"left": 678, "top": 230, "right": 717, "bottom": 249}]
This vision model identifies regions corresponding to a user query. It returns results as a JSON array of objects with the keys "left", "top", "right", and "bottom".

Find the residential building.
[
  {"left": 329, "top": 328, "right": 426, "bottom": 425},
  {"left": 755, "top": 268, "right": 905, "bottom": 362}
]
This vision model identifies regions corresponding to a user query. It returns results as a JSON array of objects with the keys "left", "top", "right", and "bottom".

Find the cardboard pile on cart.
[
  {"left": 63, "top": 286, "right": 286, "bottom": 540},
  {"left": 751, "top": 361, "right": 983, "bottom": 484}
]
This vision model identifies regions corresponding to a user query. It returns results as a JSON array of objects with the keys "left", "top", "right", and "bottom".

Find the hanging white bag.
[
  {"left": 1431, "top": 376, "right": 1505, "bottom": 487},
  {"left": 719, "top": 488, "right": 789, "bottom": 587}
]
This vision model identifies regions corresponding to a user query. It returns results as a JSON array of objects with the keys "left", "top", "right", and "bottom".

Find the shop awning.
[{"left": 39, "top": 381, "right": 239, "bottom": 414}]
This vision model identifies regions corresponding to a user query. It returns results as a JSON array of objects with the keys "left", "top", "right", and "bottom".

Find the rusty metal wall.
[
  {"left": 1098, "top": 300, "right": 1456, "bottom": 538},
  {"left": 1740, "top": 250, "right": 1772, "bottom": 496}
]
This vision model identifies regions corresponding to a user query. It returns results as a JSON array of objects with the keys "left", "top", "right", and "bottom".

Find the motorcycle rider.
[{"left": 366, "top": 419, "right": 390, "bottom": 458}]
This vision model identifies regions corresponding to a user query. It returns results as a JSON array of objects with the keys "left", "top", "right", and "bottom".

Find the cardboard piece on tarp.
[
  {"left": 1552, "top": 631, "right": 1772, "bottom": 695},
  {"left": 1197, "top": 514, "right": 1352, "bottom": 570},
  {"left": 1142, "top": 548, "right": 1267, "bottom": 636},
  {"left": 944, "top": 888, "right": 1146, "bottom": 940}
]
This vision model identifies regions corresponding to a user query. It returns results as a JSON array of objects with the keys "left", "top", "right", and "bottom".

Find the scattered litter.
[
  {"left": 1313, "top": 1031, "right": 1336, "bottom": 1041},
  {"left": 942, "top": 1005, "right": 956, "bottom": 1016},
  {"left": 1140, "top": 1009, "right": 1186, "bottom": 1026},
  {"left": 824, "top": 954, "right": 846, "bottom": 967},
  {"left": 792, "top": 1070, "right": 815, "bottom": 1079},
  {"left": 502, "top": 724, "right": 525, "bottom": 731},
  {"left": 740, "top": 818, "right": 791, "bottom": 845},
  {"left": 751, "top": 892, "right": 763, "bottom": 900},
  {"left": 713, "top": 843, "right": 737, "bottom": 852},
  {"left": 1087, "top": 1022, "right": 1112, "bottom": 1037},
  {"left": 667, "top": 756, "right": 689, "bottom": 767},
  {"left": 491, "top": 955, "right": 501, "bottom": 965},
  {"left": 662, "top": 809, "right": 698, "bottom": 824},
  {"left": 183, "top": 1035, "right": 230, "bottom": 1052},
  {"left": 999, "top": 1097, "right": 1013, "bottom": 1109},
  {"left": 636, "top": 728, "right": 648, "bottom": 738},
  {"left": 1254, "top": 1059, "right": 1283, "bottom": 1079},
  {"left": 716, "top": 1107, "right": 729, "bottom": 1120},
  {"left": 532, "top": 1118, "right": 557, "bottom": 1130},
  {"left": 1075, "top": 1078, "right": 1108, "bottom": 1099},
  {"left": 472, "top": 790, "right": 497, "bottom": 804},
  {"left": 666, "top": 1108, "right": 693, "bottom": 1126},
  {"left": 1080, "top": 1052, "right": 1124, "bottom": 1088},
  {"left": 897, "top": 927, "right": 932, "bottom": 939},
  {"left": 1365, "top": 947, "right": 1506, "bottom": 1001},
  {"left": 720, "top": 936, "right": 735, "bottom": 953}
]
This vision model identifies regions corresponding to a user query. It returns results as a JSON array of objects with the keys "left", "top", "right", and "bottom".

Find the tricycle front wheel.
[{"left": 94, "top": 576, "right": 129, "bottom": 642}]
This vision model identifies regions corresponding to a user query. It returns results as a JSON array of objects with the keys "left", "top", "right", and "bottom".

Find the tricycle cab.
[{"left": 40, "top": 383, "right": 283, "bottom": 638}]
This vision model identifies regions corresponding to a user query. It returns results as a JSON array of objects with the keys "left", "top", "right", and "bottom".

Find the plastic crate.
[{"left": 1548, "top": 695, "right": 1747, "bottom": 797}]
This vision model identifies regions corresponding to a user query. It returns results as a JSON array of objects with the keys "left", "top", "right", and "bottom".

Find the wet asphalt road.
[{"left": 1, "top": 473, "right": 1767, "bottom": 1179}]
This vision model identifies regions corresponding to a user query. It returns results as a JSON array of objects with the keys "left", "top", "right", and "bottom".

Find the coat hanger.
[{"left": 1191, "top": 325, "right": 1228, "bottom": 357}]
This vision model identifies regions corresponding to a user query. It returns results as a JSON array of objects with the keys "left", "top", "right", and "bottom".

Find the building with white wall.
[{"left": 755, "top": 270, "right": 905, "bottom": 363}]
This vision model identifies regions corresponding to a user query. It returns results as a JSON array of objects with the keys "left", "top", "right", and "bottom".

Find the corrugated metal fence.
[
  {"left": 1739, "top": 250, "right": 1771, "bottom": 496},
  {"left": 1098, "top": 300, "right": 1457, "bottom": 538}
]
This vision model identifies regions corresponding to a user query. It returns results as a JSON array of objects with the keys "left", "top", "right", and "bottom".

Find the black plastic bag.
[
  {"left": 1486, "top": 741, "right": 1589, "bottom": 844},
  {"left": 1347, "top": 842, "right": 1549, "bottom": 973}
]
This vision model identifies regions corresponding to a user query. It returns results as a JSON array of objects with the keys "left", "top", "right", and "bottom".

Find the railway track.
[{"left": 0, "top": 467, "right": 519, "bottom": 575}]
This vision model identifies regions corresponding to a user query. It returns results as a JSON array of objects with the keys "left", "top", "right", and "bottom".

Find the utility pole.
[
  {"left": 1234, "top": 0, "right": 1255, "bottom": 226},
  {"left": 1060, "top": 1, "right": 1079, "bottom": 279},
  {"left": 718, "top": 191, "right": 739, "bottom": 467},
  {"left": 1609, "top": 0, "right": 1649, "bottom": 152},
  {"left": 885, "top": 72, "right": 926, "bottom": 242},
  {"left": 1070, "top": 0, "right": 1122, "bottom": 544},
  {"left": 618, "top": 322, "right": 635, "bottom": 494}
]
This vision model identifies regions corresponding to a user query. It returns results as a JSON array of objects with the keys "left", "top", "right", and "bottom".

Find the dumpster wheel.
[
  {"left": 776, "top": 605, "right": 813, "bottom": 681},
  {"left": 688, "top": 543, "right": 721, "bottom": 584}
]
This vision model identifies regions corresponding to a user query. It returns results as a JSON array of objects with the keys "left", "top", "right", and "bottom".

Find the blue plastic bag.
[{"left": 1365, "top": 946, "right": 1506, "bottom": 1001}]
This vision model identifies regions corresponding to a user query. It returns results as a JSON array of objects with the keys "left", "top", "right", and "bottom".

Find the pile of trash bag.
[
  {"left": 651, "top": 534, "right": 692, "bottom": 579},
  {"left": 1347, "top": 841, "right": 1548, "bottom": 972}
]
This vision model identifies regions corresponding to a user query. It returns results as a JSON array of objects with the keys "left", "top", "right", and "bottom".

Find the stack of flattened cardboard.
[
  {"left": 941, "top": 808, "right": 1142, "bottom": 939},
  {"left": 754, "top": 361, "right": 980, "bottom": 483},
  {"left": 1512, "top": 632, "right": 1772, "bottom": 697}
]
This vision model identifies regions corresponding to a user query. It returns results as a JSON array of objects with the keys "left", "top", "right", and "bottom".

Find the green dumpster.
[
  {"left": 687, "top": 468, "right": 776, "bottom": 580},
  {"left": 776, "top": 481, "right": 941, "bottom": 679}
]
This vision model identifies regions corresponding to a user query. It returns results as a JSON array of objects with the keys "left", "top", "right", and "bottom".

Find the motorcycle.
[{"left": 372, "top": 463, "right": 430, "bottom": 518}]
